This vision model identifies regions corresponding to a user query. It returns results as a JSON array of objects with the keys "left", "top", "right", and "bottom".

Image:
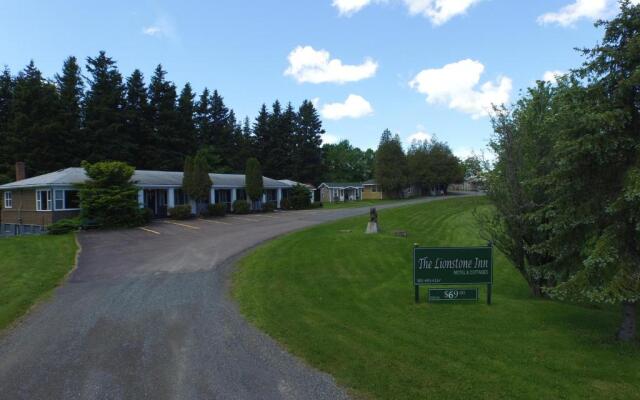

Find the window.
[
  {"left": 36, "top": 190, "right": 51, "bottom": 211},
  {"left": 54, "top": 190, "right": 80, "bottom": 210},
  {"left": 3, "top": 191, "right": 12, "bottom": 208},
  {"left": 174, "top": 189, "right": 189, "bottom": 205},
  {"left": 236, "top": 189, "right": 247, "bottom": 201}
]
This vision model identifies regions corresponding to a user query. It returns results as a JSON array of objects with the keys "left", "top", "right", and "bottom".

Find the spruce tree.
[
  {"left": 7, "top": 61, "right": 62, "bottom": 175},
  {"left": 294, "top": 99, "right": 324, "bottom": 184},
  {"left": 195, "top": 87, "right": 213, "bottom": 147},
  {"left": 124, "top": 69, "right": 152, "bottom": 168},
  {"left": 84, "top": 51, "right": 130, "bottom": 163},
  {"left": 0, "top": 66, "right": 14, "bottom": 181},
  {"left": 148, "top": 64, "right": 180, "bottom": 170},
  {"left": 55, "top": 56, "right": 85, "bottom": 167},
  {"left": 176, "top": 83, "right": 197, "bottom": 159},
  {"left": 540, "top": 1, "right": 640, "bottom": 341},
  {"left": 253, "top": 103, "right": 270, "bottom": 165},
  {"left": 374, "top": 130, "right": 407, "bottom": 198}
]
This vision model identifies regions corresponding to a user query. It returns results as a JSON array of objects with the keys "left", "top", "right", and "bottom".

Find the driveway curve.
[{"left": 0, "top": 195, "right": 472, "bottom": 400}]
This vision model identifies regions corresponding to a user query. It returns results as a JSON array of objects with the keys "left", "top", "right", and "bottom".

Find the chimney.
[{"left": 15, "top": 161, "right": 26, "bottom": 181}]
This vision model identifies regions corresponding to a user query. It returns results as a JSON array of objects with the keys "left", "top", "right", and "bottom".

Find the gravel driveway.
[{"left": 0, "top": 195, "right": 470, "bottom": 400}]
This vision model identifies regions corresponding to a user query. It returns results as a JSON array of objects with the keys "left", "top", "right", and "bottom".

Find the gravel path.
[{"left": 0, "top": 195, "right": 473, "bottom": 399}]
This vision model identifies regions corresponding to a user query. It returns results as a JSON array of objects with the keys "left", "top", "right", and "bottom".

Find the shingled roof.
[{"left": 0, "top": 168, "right": 291, "bottom": 190}]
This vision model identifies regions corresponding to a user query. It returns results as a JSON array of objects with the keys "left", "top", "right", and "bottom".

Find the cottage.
[
  {"left": 0, "top": 164, "right": 291, "bottom": 235},
  {"left": 318, "top": 182, "right": 363, "bottom": 203}
]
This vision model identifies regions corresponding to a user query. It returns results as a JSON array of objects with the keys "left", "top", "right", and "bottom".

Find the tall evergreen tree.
[
  {"left": 124, "top": 69, "right": 152, "bottom": 168},
  {"left": 195, "top": 87, "right": 212, "bottom": 147},
  {"left": 176, "top": 83, "right": 197, "bottom": 158},
  {"left": 245, "top": 157, "right": 263, "bottom": 208},
  {"left": 148, "top": 64, "right": 180, "bottom": 170},
  {"left": 7, "top": 61, "right": 62, "bottom": 175},
  {"left": 55, "top": 56, "right": 85, "bottom": 166},
  {"left": 0, "top": 66, "right": 14, "bottom": 181},
  {"left": 84, "top": 51, "right": 130, "bottom": 163},
  {"left": 293, "top": 99, "right": 323, "bottom": 184},
  {"left": 374, "top": 130, "right": 407, "bottom": 198},
  {"left": 253, "top": 103, "right": 270, "bottom": 165}
]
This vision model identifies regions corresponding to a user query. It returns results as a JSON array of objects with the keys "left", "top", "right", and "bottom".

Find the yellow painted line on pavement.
[
  {"left": 161, "top": 220, "right": 200, "bottom": 230},
  {"left": 254, "top": 214, "right": 277, "bottom": 219},
  {"left": 198, "top": 218, "right": 230, "bottom": 225},
  {"left": 229, "top": 216, "right": 260, "bottom": 222},
  {"left": 139, "top": 227, "right": 161, "bottom": 235}
]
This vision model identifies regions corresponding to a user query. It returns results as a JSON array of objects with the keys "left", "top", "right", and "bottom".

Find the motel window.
[
  {"left": 174, "top": 189, "right": 188, "bottom": 205},
  {"left": 36, "top": 190, "right": 52, "bottom": 211},
  {"left": 3, "top": 191, "right": 12, "bottom": 208},
  {"left": 54, "top": 190, "right": 80, "bottom": 210}
]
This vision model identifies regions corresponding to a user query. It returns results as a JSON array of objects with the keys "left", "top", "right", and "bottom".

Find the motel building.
[{"left": 0, "top": 163, "right": 294, "bottom": 235}]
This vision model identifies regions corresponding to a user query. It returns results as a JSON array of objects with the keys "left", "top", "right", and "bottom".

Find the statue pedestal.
[{"left": 365, "top": 221, "right": 378, "bottom": 234}]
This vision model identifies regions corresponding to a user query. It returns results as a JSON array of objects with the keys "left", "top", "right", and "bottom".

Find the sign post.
[{"left": 413, "top": 243, "right": 493, "bottom": 305}]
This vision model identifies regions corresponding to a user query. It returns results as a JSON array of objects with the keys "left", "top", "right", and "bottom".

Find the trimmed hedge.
[
  {"left": 169, "top": 204, "right": 193, "bottom": 220},
  {"left": 207, "top": 203, "right": 226, "bottom": 217},
  {"left": 233, "top": 200, "right": 251, "bottom": 214},
  {"left": 48, "top": 218, "right": 82, "bottom": 235}
]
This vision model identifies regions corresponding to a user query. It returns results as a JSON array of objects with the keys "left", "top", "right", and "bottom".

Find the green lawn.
[
  {"left": 234, "top": 197, "right": 640, "bottom": 400},
  {"left": 321, "top": 199, "right": 403, "bottom": 209},
  {"left": 0, "top": 233, "right": 78, "bottom": 330}
]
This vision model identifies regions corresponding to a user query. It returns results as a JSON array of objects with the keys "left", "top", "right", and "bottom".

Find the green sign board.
[
  {"left": 413, "top": 246, "right": 493, "bottom": 286},
  {"left": 428, "top": 288, "right": 478, "bottom": 302}
]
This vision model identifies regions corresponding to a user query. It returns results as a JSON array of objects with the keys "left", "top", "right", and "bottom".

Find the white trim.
[
  {"left": 3, "top": 191, "right": 12, "bottom": 208},
  {"left": 53, "top": 189, "right": 81, "bottom": 211},
  {"left": 35, "top": 189, "right": 52, "bottom": 211}
]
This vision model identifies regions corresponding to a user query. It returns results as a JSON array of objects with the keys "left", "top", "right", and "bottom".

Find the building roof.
[
  {"left": 362, "top": 179, "right": 377, "bottom": 185},
  {"left": 278, "top": 179, "right": 316, "bottom": 190},
  {"left": 0, "top": 168, "right": 291, "bottom": 190},
  {"left": 318, "top": 182, "right": 364, "bottom": 189}
]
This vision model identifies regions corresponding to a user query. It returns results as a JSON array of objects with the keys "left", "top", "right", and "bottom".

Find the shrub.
[
  {"left": 169, "top": 204, "right": 193, "bottom": 220},
  {"left": 263, "top": 202, "right": 275, "bottom": 213},
  {"left": 207, "top": 203, "right": 226, "bottom": 217},
  {"left": 310, "top": 202, "right": 323, "bottom": 209},
  {"left": 233, "top": 200, "right": 251, "bottom": 214},
  {"left": 48, "top": 218, "right": 81, "bottom": 235},
  {"left": 78, "top": 161, "right": 141, "bottom": 228},
  {"left": 281, "top": 198, "right": 291, "bottom": 210},
  {"left": 138, "top": 207, "right": 154, "bottom": 224},
  {"left": 289, "top": 184, "right": 311, "bottom": 210}
]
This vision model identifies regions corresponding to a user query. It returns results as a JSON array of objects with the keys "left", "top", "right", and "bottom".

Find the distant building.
[{"left": 317, "top": 182, "right": 363, "bottom": 203}]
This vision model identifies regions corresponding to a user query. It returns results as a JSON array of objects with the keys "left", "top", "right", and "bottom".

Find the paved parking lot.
[{"left": 0, "top": 196, "right": 470, "bottom": 400}]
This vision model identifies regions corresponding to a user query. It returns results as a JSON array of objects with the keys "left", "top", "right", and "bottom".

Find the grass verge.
[
  {"left": 234, "top": 196, "right": 640, "bottom": 399},
  {"left": 0, "top": 233, "right": 78, "bottom": 331}
]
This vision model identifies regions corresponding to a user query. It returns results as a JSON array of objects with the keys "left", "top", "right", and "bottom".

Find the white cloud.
[
  {"left": 321, "top": 94, "right": 374, "bottom": 120},
  {"left": 403, "top": 0, "right": 482, "bottom": 25},
  {"left": 409, "top": 59, "right": 512, "bottom": 119},
  {"left": 332, "top": 0, "right": 482, "bottom": 25},
  {"left": 543, "top": 70, "right": 565, "bottom": 84},
  {"left": 333, "top": 0, "right": 374, "bottom": 15},
  {"left": 537, "top": 0, "right": 611, "bottom": 27},
  {"left": 284, "top": 46, "right": 378, "bottom": 84},
  {"left": 406, "top": 125, "right": 433, "bottom": 145},
  {"left": 322, "top": 133, "right": 341, "bottom": 144},
  {"left": 141, "top": 15, "right": 177, "bottom": 40}
]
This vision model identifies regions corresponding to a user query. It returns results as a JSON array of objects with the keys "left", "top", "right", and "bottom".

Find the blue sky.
[{"left": 0, "top": 0, "right": 623, "bottom": 157}]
